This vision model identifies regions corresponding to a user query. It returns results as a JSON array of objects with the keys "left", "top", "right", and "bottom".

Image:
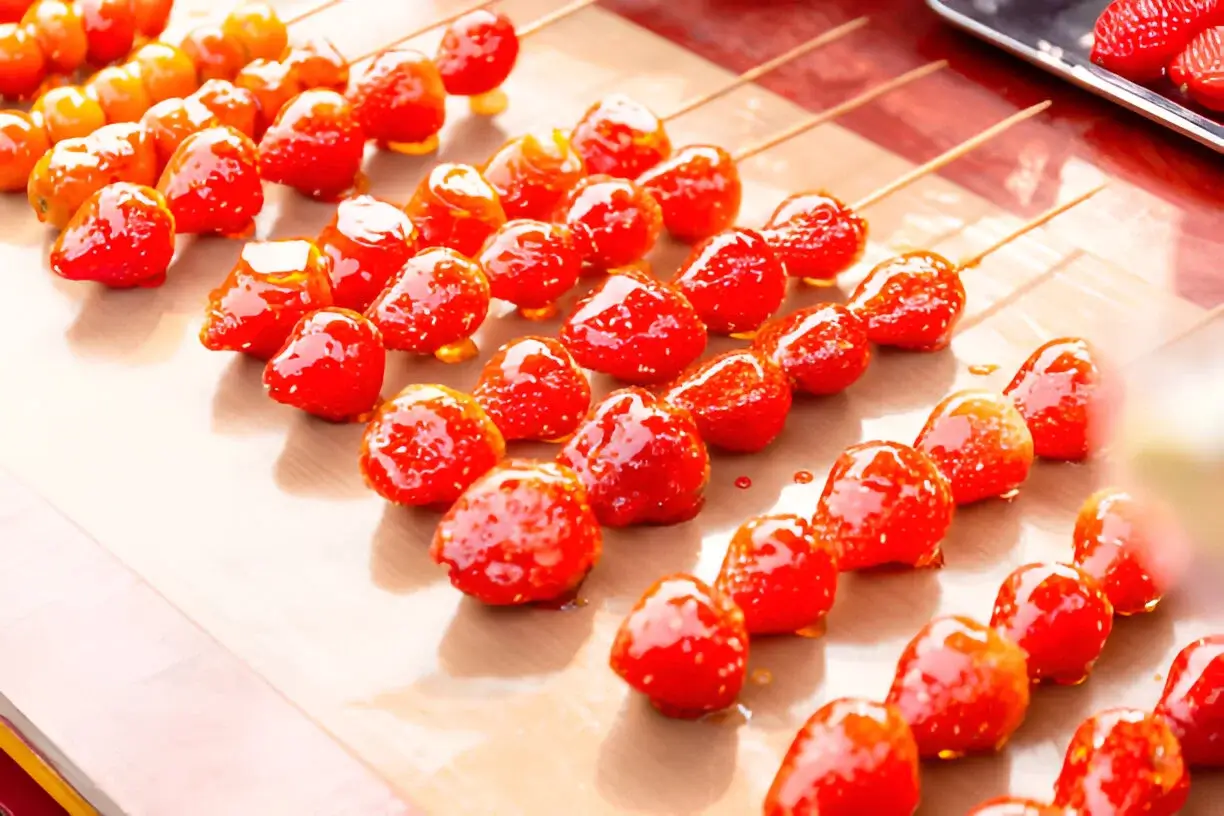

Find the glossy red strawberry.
[
  {"left": 662, "top": 349, "right": 792, "bottom": 453},
  {"left": 760, "top": 192, "right": 868, "bottom": 281},
  {"left": 570, "top": 93, "right": 671, "bottom": 179},
  {"left": 637, "top": 145, "right": 741, "bottom": 242},
  {"left": 1072, "top": 488, "right": 1189, "bottom": 615},
  {"left": 764, "top": 698, "right": 921, "bottom": 816},
  {"left": 671, "top": 228, "right": 786, "bottom": 335},
  {"left": 346, "top": 48, "right": 447, "bottom": 147},
  {"left": 609, "top": 573, "right": 747, "bottom": 718},
  {"left": 258, "top": 89, "right": 366, "bottom": 200},
  {"left": 1171, "top": 25, "right": 1224, "bottom": 109},
  {"left": 365, "top": 247, "right": 490, "bottom": 358},
  {"left": 1004, "top": 337, "right": 1118, "bottom": 461},
  {"left": 886, "top": 615, "right": 1030, "bottom": 759},
  {"left": 1091, "top": 0, "right": 1219, "bottom": 81},
  {"left": 431, "top": 460, "right": 600, "bottom": 605},
  {"left": 360, "top": 384, "right": 505, "bottom": 506},
  {"left": 714, "top": 513, "right": 837, "bottom": 635},
  {"left": 560, "top": 267, "right": 706, "bottom": 385},
  {"left": 557, "top": 388, "right": 709, "bottom": 527},
  {"left": 140, "top": 97, "right": 220, "bottom": 169},
  {"left": 156, "top": 126, "right": 263, "bottom": 236},
  {"left": 476, "top": 220, "right": 583, "bottom": 312},
  {"left": 847, "top": 251, "right": 966, "bottom": 351},
  {"left": 558, "top": 174, "right": 663, "bottom": 270},
  {"left": 753, "top": 304, "right": 872, "bottom": 396},
  {"left": 990, "top": 562, "right": 1114, "bottom": 685},
  {"left": 482, "top": 128, "right": 587, "bottom": 221},
  {"left": 1155, "top": 636, "right": 1224, "bottom": 767},
  {"left": 1053, "top": 708, "right": 1189, "bottom": 815},
  {"left": 316, "top": 195, "right": 420, "bottom": 312},
  {"left": 403, "top": 162, "right": 508, "bottom": 257},
  {"left": 435, "top": 9, "right": 519, "bottom": 96},
  {"left": 812, "top": 441, "right": 954, "bottom": 571},
  {"left": 262, "top": 308, "right": 385, "bottom": 422},
  {"left": 968, "top": 798, "right": 1065, "bottom": 815},
  {"left": 50, "top": 182, "right": 175, "bottom": 289},
  {"left": 199, "top": 239, "right": 334, "bottom": 359},
  {"left": 915, "top": 389, "right": 1035, "bottom": 505},
  {"left": 473, "top": 336, "right": 591, "bottom": 442}
]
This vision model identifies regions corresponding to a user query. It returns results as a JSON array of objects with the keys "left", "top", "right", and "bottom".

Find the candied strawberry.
[
  {"left": 968, "top": 798, "right": 1065, "bottom": 815},
  {"left": 1091, "top": 0, "right": 1219, "bottom": 82},
  {"left": 557, "top": 174, "right": 663, "bottom": 269},
  {"left": 191, "top": 79, "right": 262, "bottom": 139},
  {"left": 365, "top": 247, "right": 490, "bottom": 357},
  {"left": 360, "top": 384, "right": 505, "bottom": 507},
  {"left": 915, "top": 389, "right": 1035, "bottom": 505},
  {"left": 316, "top": 195, "right": 420, "bottom": 312},
  {"left": 662, "top": 349, "right": 792, "bottom": 453},
  {"left": 1053, "top": 708, "right": 1189, "bottom": 815},
  {"left": 812, "top": 441, "right": 954, "bottom": 571},
  {"left": 234, "top": 59, "right": 303, "bottom": 126},
  {"left": 50, "top": 182, "right": 174, "bottom": 288},
  {"left": 1171, "top": 25, "right": 1224, "bottom": 110},
  {"left": 140, "top": 97, "right": 220, "bottom": 170},
  {"left": 476, "top": 219, "right": 583, "bottom": 311},
  {"left": 431, "top": 460, "right": 600, "bottom": 605},
  {"left": 156, "top": 126, "right": 263, "bottom": 236},
  {"left": 346, "top": 48, "right": 447, "bottom": 147},
  {"left": 764, "top": 698, "right": 920, "bottom": 816},
  {"left": 199, "top": 239, "right": 334, "bottom": 359},
  {"left": 753, "top": 304, "right": 872, "bottom": 396},
  {"left": 558, "top": 388, "right": 709, "bottom": 527},
  {"left": 760, "top": 191, "right": 869, "bottom": 281},
  {"left": 990, "top": 562, "right": 1114, "bottom": 685},
  {"left": 570, "top": 94, "right": 671, "bottom": 179},
  {"left": 1155, "top": 636, "right": 1224, "bottom": 767},
  {"left": 637, "top": 145, "right": 742, "bottom": 242},
  {"left": 435, "top": 9, "right": 519, "bottom": 96},
  {"left": 560, "top": 267, "right": 706, "bottom": 385},
  {"left": 482, "top": 128, "right": 587, "bottom": 221},
  {"left": 78, "top": 0, "right": 134, "bottom": 66},
  {"left": 847, "top": 251, "right": 966, "bottom": 350},
  {"left": 1004, "top": 337, "right": 1118, "bottom": 461},
  {"left": 671, "top": 228, "right": 787, "bottom": 335},
  {"left": 258, "top": 89, "right": 366, "bottom": 200},
  {"left": 403, "top": 163, "right": 508, "bottom": 257},
  {"left": 714, "top": 513, "right": 837, "bottom": 634},
  {"left": 886, "top": 615, "right": 1030, "bottom": 759},
  {"left": 473, "top": 336, "right": 591, "bottom": 442},
  {"left": 262, "top": 308, "right": 385, "bottom": 422},
  {"left": 282, "top": 37, "right": 349, "bottom": 92},
  {"left": 609, "top": 574, "right": 747, "bottom": 718},
  {"left": 1072, "top": 488, "right": 1189, "bottom": 615}
]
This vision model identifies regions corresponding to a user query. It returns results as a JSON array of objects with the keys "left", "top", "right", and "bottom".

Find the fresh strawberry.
[
  {"left": 431, "top": 460, "right": 600, "bottom": 604},
  {"left": 403, "top": 163, "right": 507, "bottom": 258},
  {"left": 1091, "top": 0, "right": 1219, "bottom": 82},
  {"left": 637, "top": 145, "right": 742, "bottom": 242},
  {"left": 570, "top": 93, "right": 672, "bottom": 179},
  {"left": 557, "top": 388, "right": 709, "bottom": 527},
  {"left": 472, "top": 336, "right": 591, "bottom": 442},
  {"left": 609, "top": 573, "right": 747, "bottom": 718},
  {"left": 714, "top": 512, "right": 838, "bottom": 635},
  {"left": 886, "top": 615, "right": 1030, "bottom": 759},
  {"left": 662, "top": 349, "right": 792, "bottom": 453},
  {"left": 316, "top": 195, "right": 420, "bottom": 312},
  {"left": 752, "top": 304, "right": 872, "bottom": 396},
  {"left": 560, "top": 267, "right": 707, "bottom": 385},
  {"left": 50, "top": 182, "right": 175, "bottom": 288},
  {"left": 847, "top": 251, "right": 966, "bottom": 351},
  {"left": 258, "top": 89, "right": 366, "bottom": 200},
  {"left": 670, "top": 228, "right": 787, "bottom": 335},
  {"left": 1170, "top": 25, "right": 1224, "bottom": 110},
  {"left": 346, "top": 47, "right": 447, "bottom": 146},
  {"left": 365, "top": 247, "right": 490, "bottom": 357},
  {"left": 156, "top": 126, "right": 263, "bottom": 236},
  {"left": 760, "top": 191, "right": 868, "bottom": 281},
  {"left": 765, "top": 698, "right": 921, "bottom": 816},
  {"left": 434, "top": 9, "right": 520, "bottom": 97},
  {"left": 476, "top": 219, "right": 584, "bottom": 311},
  {"left": 263, "top": 307, "right": 385, "bottom": 422},
  {"left": 1155, "top": 636, "right": 1224, "bottom": 767},
  {"left": 557, "top": 174, "right": 663, "bottom": 269}
]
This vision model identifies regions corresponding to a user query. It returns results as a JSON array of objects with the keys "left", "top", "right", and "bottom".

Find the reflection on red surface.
[
  {"left": 0, "top": 748, "right": 66, "bottom": 816},
  {"left": 605, "top": 0, "right": 1224, "bottom": 306}
]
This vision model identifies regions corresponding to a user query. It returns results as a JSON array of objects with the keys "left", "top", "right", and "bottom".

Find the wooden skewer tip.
[{"left": 958, "top": 183, "right": 1108, "bottom": 271}]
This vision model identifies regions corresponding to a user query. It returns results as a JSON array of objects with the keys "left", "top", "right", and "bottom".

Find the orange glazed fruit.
[
  {"left": 28, "top": 121, "right": 157, "bottom": 228},
  {"left": 199, "top": 239, "right": 334, "bottom": 360},
  {"left": 316, "top": 195, "right": 419, "bottom": 312},
  {"left": 258, "top": 89, "right": 366, "bottom": 200},
  {"left": 132, "top": 42, "right": 199, "bottom": 104},
  {"left": 557, "top": 174, "right": 663, "bottom": 269},
  {"left": 234, "top": 58, "right": 302, "bottom": 126},
  {"left": 915, "top": 389, "right": 1035, "bottom": 505},
  {"left": 848, "top": 250, "right": 967, "bottom": 350},
  {"left": 190, "top": 79, "right": 260, "bottom": 139},
  {"left": 263, "top": 308, "right": 385, "bottom": 423},
  {"left": 140, "top": 96, "right": 219, "bottom": 169},
  {"left": 360, "top": 384, "right": 505, "bottom": 507},
  {"left": 761, "top": 191, "right": 868, "bottom": 281},
  {"left": 715, "top": 512, "right": 838, "bottom": 635},
  {"left": 346, "top": 47, "right": 446, "bottom": 148},
  {"left": 476, "top": 219, "right": 583, "bottom": 311},
  {"left": 886, "top": 615, "right": 1030, "bottom": 759},
  {"left": 435, "top": 9, "right": 519, "bottom": 97},
  {"left": 22, "top": 0, "right": 87, "bottom": 74},
  {"left": 482, "top": 129, "right": 586, "bottom": 221},
  {"left": 1053, "top": 708, "right": 1189, "bottom": 816},
  {"left": 221, "top": 2, "right": 286, "bottom": 62},
  {"left": 157, "top": 126, "right": 263, "bottom": 236},
  {"left": 86, "top": 63, "right": 151, "bottom": 123},
  {"left": 0, "top": 0, "right": 29, "bottom": 22},
  {"left": 765, "top": 698, "right": 921, "bottom": 816},
  {"left": 403, "top": 163, "right": 507, "bottom": 257},
  {"left": 671, "top": 228, "right": 786, "bottom": 335},
  {"left": 570, "top": 93, "right": 671, "bottom": 179},
  {"left": 812, "top": 441, "right": 954, "bottom": 572},
  {"left": 557, "top": 388, "right": 710, "bottom": 527},
  {"left": 282, "top": 37, "right": 348, "bottom": 92},
  {"left": 662, "top": 349, "right": 792, "bottom": 454},
  {"left": 180, "top": 25, "right": 246, "bottom": 82},
  {"left": 50, "top": 182, "right": 174, "bottom": 288},
  {"left": 130, "top": 0, "right": 172, "bottom": 37},
  {"left": 609, "top": 574, "right": 747, "bottom": 718},
  {"left": 0, "top": 22, "right": 45, "bottom": 99},
  {"left": 78, "top": 0, "right": 134, "bottom": 66},
  {"left": 638, "top": 145, "right": 742, "bottom": 242},
  {"left": 431, "top": 460, "right": 601, "bottom": 605},
  {"left": 34, "top": 85, "right": 106, "bottom": 143},
  {"left": 472, "top": 336, "right": 591, "bottom": 443},
  {"left": 0, "top": 110, "right": 48, "bottom": 191},
  {"left": 1155, "top": 636, "right": 1224, "bottom": 767},
  {"left": 753, "top": 304, "right": 872, "bottom": 396}
]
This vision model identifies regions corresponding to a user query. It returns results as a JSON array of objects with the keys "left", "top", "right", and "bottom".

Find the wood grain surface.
[{"left": 0, "top": 0, "right": 1221, "bottom": 814}]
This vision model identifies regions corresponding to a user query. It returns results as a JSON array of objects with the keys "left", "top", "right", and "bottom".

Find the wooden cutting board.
[{"left": 0, "top": 0, "right": 1221, "bottom": 814}]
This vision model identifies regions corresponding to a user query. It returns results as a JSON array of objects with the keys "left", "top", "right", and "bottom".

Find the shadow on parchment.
[
  {"left": 855, "top": 345, "right": 962, "bottom": 417},
  {"left": 939, "top": 490, "right": 1027, "bottom": 574},
  {"left": 825, "top": 567, "right": 943, "bottom": 644},
  {"left": 209, "top": 353, "right": 294, "bottom": 435},
  {"left": 582, "top": 520, "right": 708, "bottom": 615},
  {"left": 917, "top": 751, "right": 1013, "bottom": 816},
  {"left": 369, "top": 503, "right": 446, "bottom": 596},
  {"left": 437, "top": 595, "right": 596, "bottom": 679},
  {"left": 739, "top": 635, "right": 828, "bottom": 727},
  {"left": 272, "top": 411, "right": 369, "bottom": 499}
]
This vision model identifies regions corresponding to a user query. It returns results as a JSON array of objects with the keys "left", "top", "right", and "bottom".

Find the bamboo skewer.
[
  {"left": 957, "top": 185, "right": 1108, "bottom": 272},
  {"left": 349, "top": 0, "right": 499, "bottom": 63},
  {"left": 282, "top": 0, "right": 350, "bottom": 27}
]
